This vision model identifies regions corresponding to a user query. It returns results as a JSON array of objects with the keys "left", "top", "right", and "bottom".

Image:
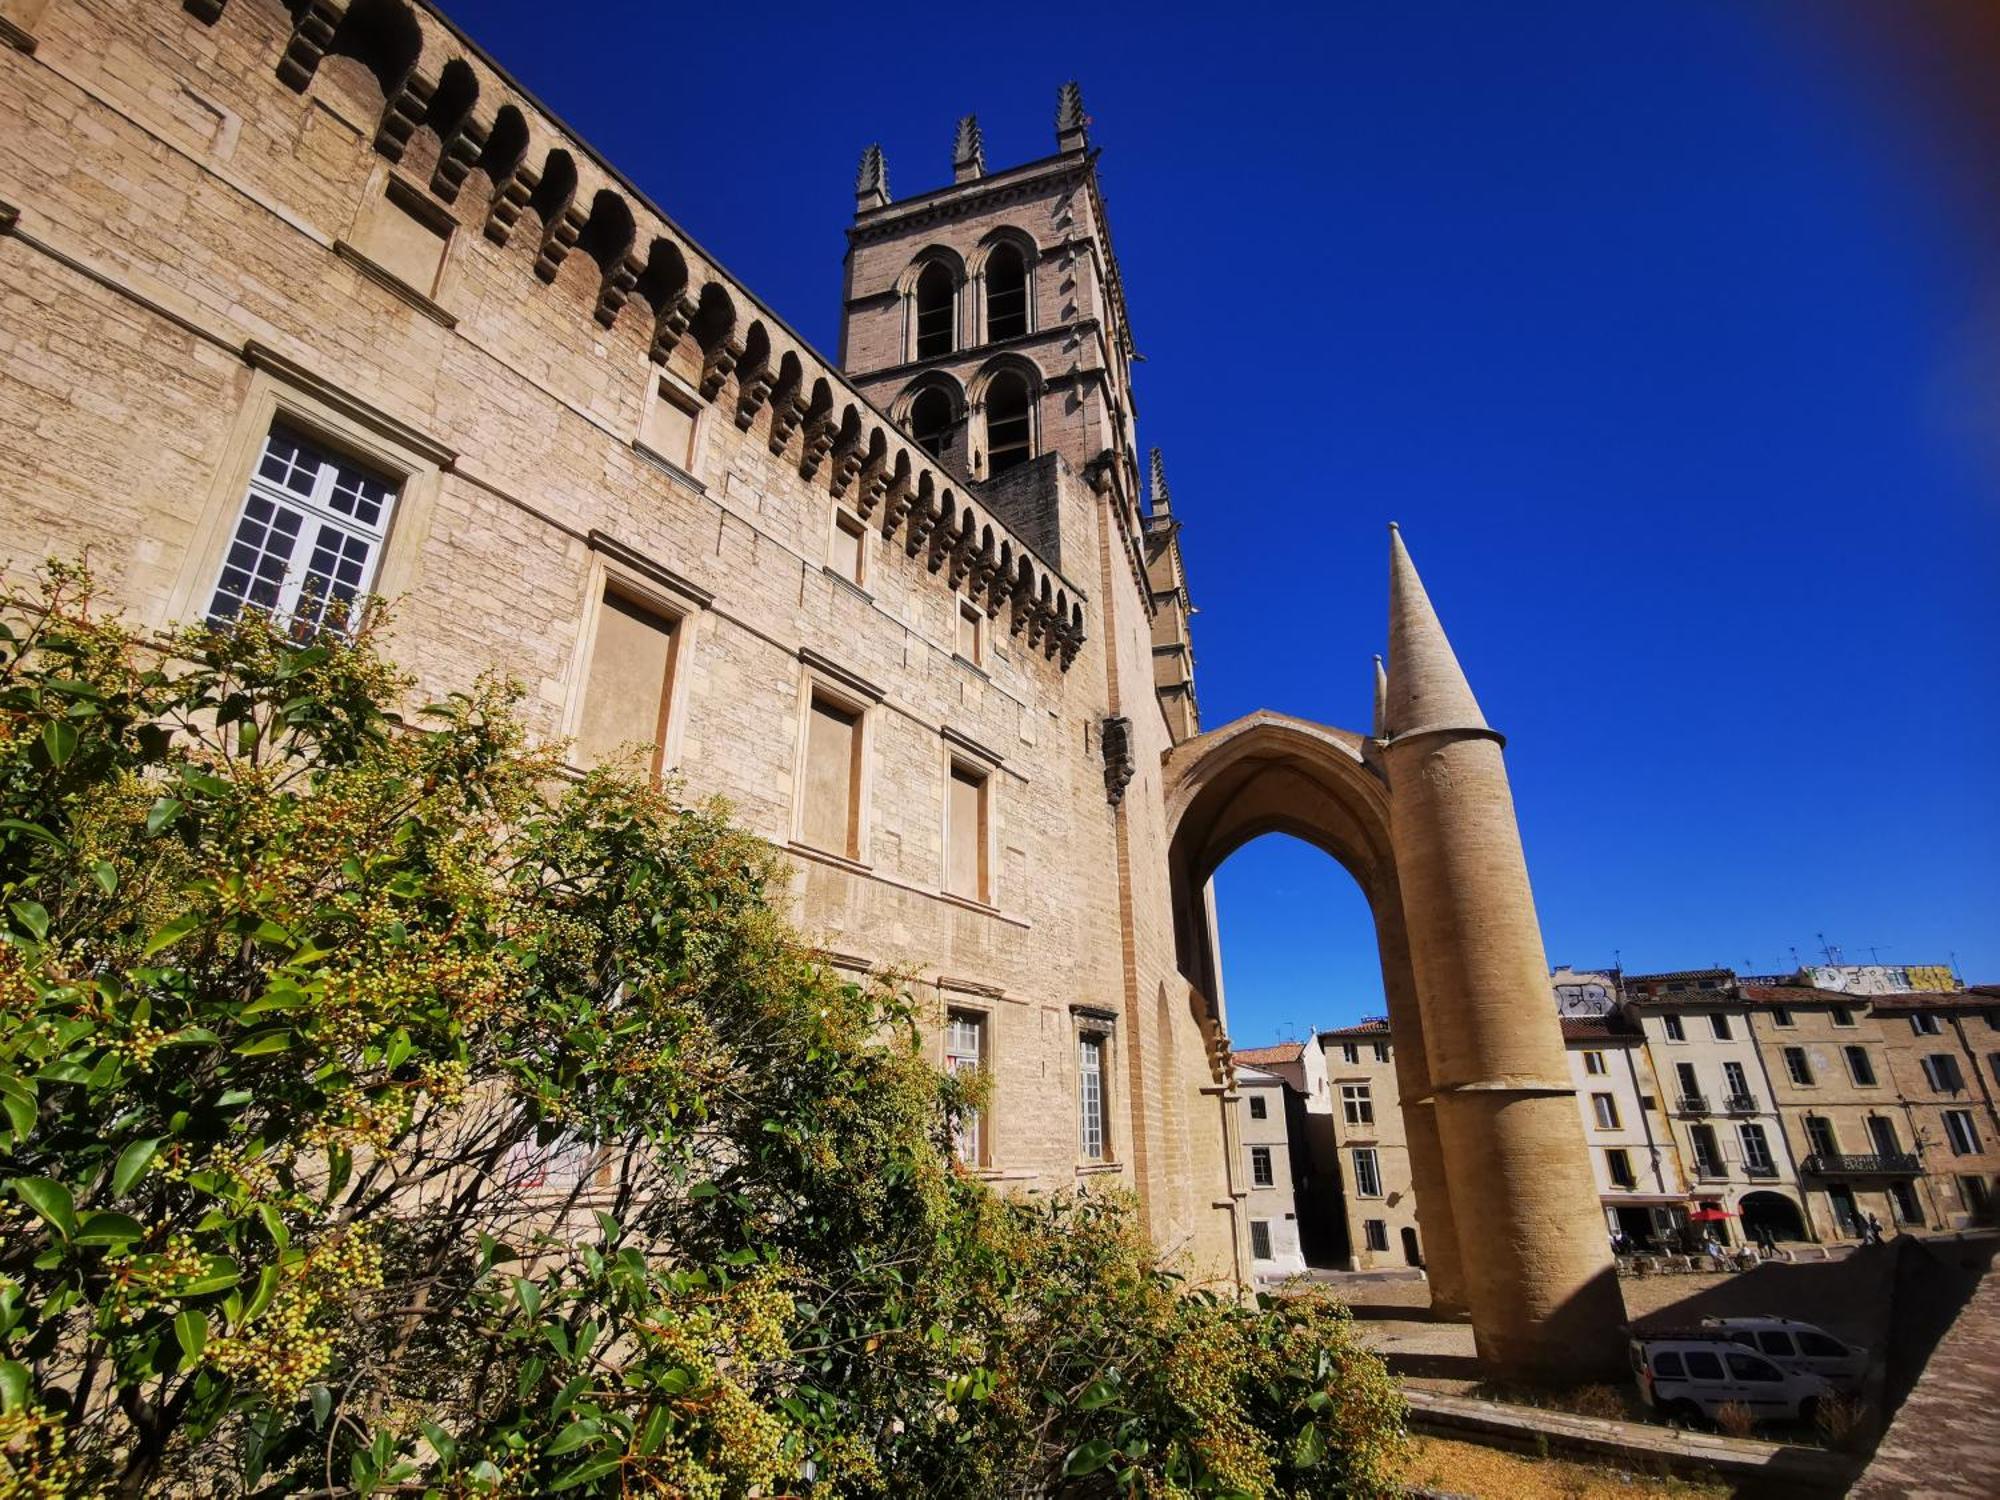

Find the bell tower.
[{"left": 839, "top": 84, "right": 1142, "bottom": 559}]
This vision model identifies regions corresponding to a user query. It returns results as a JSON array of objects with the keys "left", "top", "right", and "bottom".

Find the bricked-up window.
[
  {"left": 1844, "top": 1045, "right": 1877, "bottom": 1087},
  {"left": 1249, "top": 1145, "right": 1274, "bottom": 1188},
  {"left": 945, "top": 1010, "right": 985, "bottom": 1164},
  {"left": 914, "top": 261, "right": 956, "bottom": 358},
  {"left": 1352, "top": 1147, "right": 1382, "bottom": 1198},
  {"left": 1921, "top": 1054, "right": 1965, "bottom": 1094},
  {"left": 1364, "top": 1219, "right": 1389, "bottom": 1253},
  {"left": 828, "top": 506, "right": 867, "bottom": 587},
  {"left": 909, "top": 386, "right": 953, "bottom": 460},
  {"left": 642, "top": 377, "right": 700, "bottom": 471},
  {"left": 1783, "top": 1047, "right": 1814, "bottom": 1086},
  {"left": 208, "top": 424, "right": 397, "bottom": 639},
  {"left": 985, "top": 242, "right": 1028, "bottom": 341},
  {"left": 1247, "top": 1095, "right": 1267, "bottom": 1121},
  {"left": 955, "top": 596, "right": 983, "bottom": 665},
  {"left": 1738, "top": 1123, "right": 1775, "bottom": 1175},
  {"left": 1078, "top": 1033, "right": 1108, "bottom": 1161},
  {"left": 801, "top": 694, "right": 863, "bottom": 859},
  {"left": 1341, "top": 1083, "right": 1373, "bottom": 1127},
  {"left": 1689, "top": 1123, "right": 1724, "bottom": 1177},
  {"left": 1591, "top": 1092, "right": 1620, "bottom": 1130},
  {"left": 985, "top": 370, "right": 1032, "bottom": 476},
  {"left": 352, "top": 178, "right": 450, "bottom": 296},
  {"left": 1805, "top": 1115, "right": 1838, "bottom": 1157},
  {"left": 944, "top": 761, "right": 989, "bottom": 903},
  {"left": 1605, "top": 1148, "right": 1636, "bottom": 1189},
  {"left": 575, "top": 587, "right": 677, "bottom": 776},
  {"left": 1249, "top": 1220, "right": 1273, "bottom": 1260},
  {"left": 1944, "top": 1109, "right": 1981, "bottom": 1156}
]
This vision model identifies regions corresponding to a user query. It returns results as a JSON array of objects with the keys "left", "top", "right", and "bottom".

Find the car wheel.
[
  {"left": 1798, "top": 1396, "right": 1820, "bottom": 1425},
  {"left": 1665, "top": 1399, "right": 1700, "bottom": 1425}
]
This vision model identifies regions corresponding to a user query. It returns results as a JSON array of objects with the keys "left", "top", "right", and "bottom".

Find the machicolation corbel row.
[{"left": 181, "top": 0, "right": 1086, "bottom": 665}]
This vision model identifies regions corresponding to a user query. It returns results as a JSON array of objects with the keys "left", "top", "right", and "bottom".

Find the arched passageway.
[{"left": 1739, "top": 1191, "right": 1808, "bottom": 1244}]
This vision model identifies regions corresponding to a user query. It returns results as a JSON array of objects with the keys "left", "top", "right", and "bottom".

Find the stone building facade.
[
  {"left": 1316, "top": 1023, "right": 1424, "bottom": 1272},
  {"left": 0, "top": 0, "right": 1630, "bottom": 1375},
  {"left": 1561, "top": 1015, "right": 1690, "bottom": 1248},
  {"left": 1230, "top": 1062, "right": 1308, "bottom": 1279}
]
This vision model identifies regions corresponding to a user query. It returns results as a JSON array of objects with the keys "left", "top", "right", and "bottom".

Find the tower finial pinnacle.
[
  {"left": 1385, "top": 526, "right": 1487, "bottom": 737},
  {"left": 1372, "top": 654, "right": 1389, "bottom": 740},
  {"left": 1149, "top": 446, "right": 1172, "bottom": 514},
  {"left": 953, "top": 114, "right": 985, "bottom": 181},
  {"left": 855, "top": 144, "right": 889, "bottom": 212},
  {"left": 1056, "top": 81, "right": 1088, "bottom": 152}
]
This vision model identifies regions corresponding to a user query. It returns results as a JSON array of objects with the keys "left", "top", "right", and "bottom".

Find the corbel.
[
  {"left": 373, "top": 73, "right": 435, "bottom": 162},
  {"left": 594, "top": 252, "right": 642, "bottom": 328},
  {"left": 648, "top": 291, "right": 696, "bottom": 364},
  {"left": 430, "top": 116, "right": 488, "bottom": 202},
  {"left": 698, "top": 337, "right": 741, "bottom": 401},
  {"left": 797, "top": 410, "right": 835, "bottom": 480},
  {"left": 533, "top": 203, "right": 587, "bottom": 283},
  {"left": 276, "top": 0, "right": 341, "bottom": 92},
  {"left": 484, "top": 163, "right": 537, "bottom": 245},
  {"left": 767, "top": 394, "right": 807, "bottom": 456},
  {"left": 733, "top": 364, "right": 775, "bottom": 430}
]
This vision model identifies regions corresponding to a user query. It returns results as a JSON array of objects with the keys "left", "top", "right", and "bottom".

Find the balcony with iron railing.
[
  {"left": 1675, "top": 1094, "right": 1709, "bottom": 1116},
  {"left": 1693, "top": 1159, "right": 1728, "bottom": 1181},
  {"left": 1743, "top": 1161, "right": 1780, "bottom": 1179},
  {"left": 1723, "top": 1093, "right": 1759, "bottom": 1115},
  {"left": 1802, "top": 1152, "right": 1921, "bottom": 1177}
]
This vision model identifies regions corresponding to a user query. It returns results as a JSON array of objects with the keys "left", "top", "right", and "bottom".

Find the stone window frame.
[
  {"left": 938, "top": 727, "right": 1002, "bottom": 912},
  {"left": 556, "top": 533, "right": 710, "bottom": 783},
  {"left": 1591, "top": 1091, "right": 1620, "bottom": 1131},
  {"left": 1605, "top": 1147, "right": 1637, "bottom": 1190},
  {"left": 899, "top": 245, "right": 967, "bottom": 362},
  {"left": 1782, "top": 1046, "right": 1815, "bottom": 1088},
  {"left": 966, "top": 355, "right": 1043, "bottom": 481},
  {"left": 1843, "top": 1044, "right": 1879, "bottom": 1088},
  {"left": 333, "top": 162, "right": 463, "bottom": 326},
  {"left": 1246, "top": 1093, "right": 1268, "bottom": 1121},
  {"left": 634, "top": 365, "right": 710, "bottom": 490},
  {"left": 826, "top": 502, "right": 872, "bottom": 593},
  {"left": 1582, "top": 1050, "right": 1608, "bottom": 1077},
  {"left": 1340, "top": 1081, "right": 1374, "bottom": 1128},
  {"left": 1921, "top": 1053, "right": 1966, "bottom": 1096},
  {"left": 1829, "top": 1006, "right": 1857, "bottom": 1028},
  {"left": 1248, "top": 1219, "right": 1273, "bottom": 1261},
  {"left": 953, "top": 590, "right": 986, "bottom": 669},
  {"left": 1663, "top": 1014, "right": 1686, "bottom": 1043},
  {"left": 1362, "top": 1218, "right": 1389, "bottom": 1253},
  {"left": 166, "top": 344, "right": 449, "bottom": 635},
  {"left": 1071, "top": 1003, "right": 1118, "bottom": 1172},
  {"left": 1248, "top": 1144, "right": 1275, "bottom": 1189},
  {"left": 788, "top": 651, "right": 882, "bottom": 870}
]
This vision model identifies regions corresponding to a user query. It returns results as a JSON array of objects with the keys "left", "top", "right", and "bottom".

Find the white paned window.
[
  {"left": 1592, "top": 1092, "right": 1620, "bottom": 1130},
  {"left": 208, "top": 425, "right": 397, "bottom": 638},
  {"left": 1738, "top": 1123, "right": 1775, "bottom": 1175},
  {"left": 1583, "top": 1051, "right": 1607, "bottom": 1076},
  {"left": 945, "top": 1011, "right": 985, "bottom": 1163},
  {"left": 1364, "top": 1219, "right": 1389, "bottom": 1252},
  {"left": 1944, "top": 1109, "right": 1981, "bottom": 1156},
  {"left": 1352, "top": 1146, "right": 1382, "bottom": 1198},
  {"left": 1247, "top": 1094, "right": 1268, "bottom": 1120},
  {"left": 1078, "top": 1033, "right": 1107, "bottom": 1161}
]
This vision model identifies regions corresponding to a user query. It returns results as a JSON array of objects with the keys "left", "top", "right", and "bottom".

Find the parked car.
[
  {"left": 1629, "top": 1335, "right": 1833, "bottom": 1423},
  {"left": 1699, "top": 1316, "right": 1868, "bottom": 1392}
]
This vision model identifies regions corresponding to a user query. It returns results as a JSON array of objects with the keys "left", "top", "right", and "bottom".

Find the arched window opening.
[
  {"left": 985, "top": 371, "right": 1032, "bottom": 476},
  {"left": 985, "top": 244, "right": 1028, "bottom": 341},
  {"left": 909, "top": 387, "right": 954, "bottom": 460},
  {"left": 914, "top": 262, "right": 956, "bottom": 359}
]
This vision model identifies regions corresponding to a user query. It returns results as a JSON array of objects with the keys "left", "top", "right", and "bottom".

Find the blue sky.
[{"left": 464, "top": 1, "right": 2000, "bottom": 1041}]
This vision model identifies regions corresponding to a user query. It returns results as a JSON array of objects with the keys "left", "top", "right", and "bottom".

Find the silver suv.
[{"left": 1699, "top": 1316, "right": 1868, "bottom": 1392}]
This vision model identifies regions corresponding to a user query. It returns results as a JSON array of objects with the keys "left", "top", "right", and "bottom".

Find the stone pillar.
[
  {"left": 1373, "top": 896, "right": 1469, "bottom": 1318},
  {"left": 1380, "top": 524, "right": 1622, "bottom": 1378}
]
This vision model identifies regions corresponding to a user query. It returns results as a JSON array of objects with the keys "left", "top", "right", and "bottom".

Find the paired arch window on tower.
[
  {"left": 985, "top": 243, "right": 1028, "bottom": 342},
  {"left": 914, "top": 262, "right": 956, "bottom": 359},
  {"left": 984, "top": 370, "right": 1032, "bottom": 476},
  {"left": 908, "top": 386, "right": 955, "bottom": 460}
]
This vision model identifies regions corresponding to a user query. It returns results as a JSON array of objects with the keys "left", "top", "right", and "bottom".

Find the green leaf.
[
  {"left": 41, "top": 719, "right": 78, "bottom": 767},
  {"left": 142, "top": 911, "right": 202, "bottom": 957},
  {"left": 420, "top": 1419, "right": 457, "bottom": 1466},
  {"left": 0, "top": 818, "right": 66, "bottom": 850},
  {"left": 7, "top": 901, "right": 48, "bottom": 942},
  {"left": 0, "top": 1360, "right": 29, "bottom": 1413},
  {"left": 513, "top": 1277, "right": 542, "bottom": 1320},
  {"left": 544, "top": 1419, "right": 601, "bottom": 1457},
  {"left": 549, "top": 1453, "right": 622, "bottom": 1491},
  {"left": 175, "top": 1309, "right": 208, "bottom": 1365},
  {"left": 9, "top": 1177, "right": 76, "bottom": 1240},
  {"left": 92, "top": 860, "right": 118, "bottom": 895},
  {"left": 112, "top": 1137, "right": 163, "bottom": 1197},
  {"left": 76, "top": 1211, "right": 146, "bottom": 1247},
  {"left": 0, "top": 1082, "right": 35, "bottom": 1142},
  {"left": 144, "top": 797, "right": 184, "bottom": 835},
  {"left": 1291, "top": 1421, "right": 1327, "bottom": 1469},
  {"left": 1064, "top": 1439, "right": 1117, "bottom": 1477},
  {"left": 233, "top": 1028, "right": 295, "bottom": 1056},
  {"left": 180, "top": 1256, "right": 241, "bottom": 1297},
  {"left": 258, "top": 1203, "right": 290, "bottom": 1251},
  {"left": 1077, "top": 1377, "right": 1120, "bottom": 1411},
  {"left": 244, "top": 1264, "right": 281, "bottom": 1324}
]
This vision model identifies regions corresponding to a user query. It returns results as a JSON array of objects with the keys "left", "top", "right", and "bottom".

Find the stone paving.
[{"left": 1851, "top": 1255, "right": 2000, "bottom": 1498}]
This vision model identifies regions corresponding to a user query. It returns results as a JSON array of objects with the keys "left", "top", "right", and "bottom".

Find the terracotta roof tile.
[
  {"left": 1560, "top": 1016, "right": 1640, "bottom": 1041},
  {"left": 1316, "top": 1019, "right": 1392, "bottom": 1042},
  {"left": 1231, "top": 1042, "right": 1305, "bottom": 1066}
]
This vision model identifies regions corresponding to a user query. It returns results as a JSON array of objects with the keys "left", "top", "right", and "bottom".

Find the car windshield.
[
  {"left": 1756, "top": 1331, "right": 1795, "bottom": 1356},
  {"left": 1798, "top": 1332, "right": 1848, "bottom": 1357},
  {"left": 1685, "top": 1350, "right": 1724, "bottom": 1379},
  {"left": 1727, "top": 1352, "right": 1782, "bottom": 1382}
]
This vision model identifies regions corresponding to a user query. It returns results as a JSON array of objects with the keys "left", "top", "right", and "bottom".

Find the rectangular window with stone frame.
[
  {"left": 1249, "top": 1220, "right": 1273, "bottom": 1261},
  {"left": 1364, "top": 1219, "right": 1389, "bottom": 1253},
  {"left": 1341, "top": 1083, "right": 1374, "bottom": 1128},
  {"left": 944, "top": 759, "right": 990, "bottom": 904},
  {"left": 1078, "top": 1031, "right": 1110, "bottom": 1163},
  {"left": 800, "top": 692, "right": 864, "bottom": 860},
  {"left": 1351, "top": 1147, "right": 1383, "bottom": 1198},
  {"left": 207, "top": 423, "right": 400, "bottom": 641},
  {"left": 1592, "top": 1092, "right": 1620, "bottom": 1130},
  {"left": 1605, "top": 1148, "right": 1637, "bottom": 1189},
  {"left": 1247, "top": 1094, "right": 1268, "bottom": 1121},
  {"left": 573, "top": 585, "right": 680, "bottom": 778},
  {"left": 945, "top": 1010, "right": 986, "bottom": 1166},
  {"left": 1250, "top": 1145, "right": 1275, "bottom": 1189}
]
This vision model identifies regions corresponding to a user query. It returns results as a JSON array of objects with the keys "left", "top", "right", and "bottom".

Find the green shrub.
[{"left": 0, "top": 564, "right": 1407, "bottom": 1497}]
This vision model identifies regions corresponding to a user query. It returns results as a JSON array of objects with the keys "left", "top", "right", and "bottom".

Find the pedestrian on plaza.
[{"left": 1865, "top": 1212, "right": 1884, "bottom": 1246}]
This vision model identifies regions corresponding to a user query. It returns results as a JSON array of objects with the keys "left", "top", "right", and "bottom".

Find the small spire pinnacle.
[
  {"left": 1385, "top": 524, "right": 1488, "bottom": 737},
  {"left": 1149, "top": 446, "right": 1172, "bottom": 514},
  {"left": 952, "top": 114, "right": 985, "bottom": 182},
  {"left": 1372, "top": 654, "right": 1388, "bottom": 740},
  {"left": 855, "top": 144, "right": 889, "bottom": 212},
  {"left": 1056, "top": 81, "right": 1088, "bottom": 152}
]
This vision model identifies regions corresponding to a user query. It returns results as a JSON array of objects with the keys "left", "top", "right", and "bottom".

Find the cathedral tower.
[{"left": 840, "top": 86, "right": 1143, "bottom": 577}]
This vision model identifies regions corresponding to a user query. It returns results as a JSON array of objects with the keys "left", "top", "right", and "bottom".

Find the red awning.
[{"left": 1688, "top": 1206, "right": 1734, "bottom": 1222}]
